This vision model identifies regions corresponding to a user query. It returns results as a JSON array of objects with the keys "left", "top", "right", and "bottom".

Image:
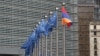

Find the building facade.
[
  {"left": 90, "top": 21, "right": 100, "bottom": 56},
  {"left": 78, "top": 0, "right": 100, "bottom": 56},
  {"left": 78, "top": 0, "right": 94, "bottom": 56},
  {"left": 0, "top": 0, "right": 78, "bottom": 56}
]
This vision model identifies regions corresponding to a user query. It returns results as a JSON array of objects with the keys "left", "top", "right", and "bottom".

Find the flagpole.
[
  {"left": 36, "top": 36, "right": 39, "bottom": 56},
  {"left": 38, "top": 39, "right": 40, "bottom": 56},
  {"left": 41, "top": 27, "right": 43, "bottom": 56},
  {"left": 40, "top": 0, "right": 42, "bottom": 56},
  {"left": 31, "top": 28, "right": 34, "bottom": 56},
  {"left": 44, "top": 15, "right": 48, "bottom": 56},
  {"left": 35, "top": 24, "right": 38, "bottom": 56},
  {"left": 55, "top": 7, "right": 59, "bottom": 56},
  {"left": 38, "top": 29, "right": 40, "bottom": 56},
  {"left": 62, "top": 2, "right": 66, "bottom": 56},
  {"left": 41, "top": 16, "right": 47, "bottom": 56},
  {"left": 49, "top": 11, "right": 53, "bottom": 56},
  {"left": 32, "top": 27, "right": 37, "bottom": 56},
  {"left": 36, "top": 24, "right": 40, "bottom": 56}
]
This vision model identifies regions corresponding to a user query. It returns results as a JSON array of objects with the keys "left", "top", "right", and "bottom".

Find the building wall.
[
  {"left": 78, "top": 0, "right": 94, "bottom": 56},
  {"left": 0, "top": 0, "right": 78, "bottom": 56},
  {"left": 90, "top": 22, "right": 100, "bottom": 56},
  {"left": 78, "top": 0, "right": 100, "bottom": 56}
]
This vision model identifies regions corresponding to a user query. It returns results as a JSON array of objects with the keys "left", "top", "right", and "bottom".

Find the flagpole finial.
[
  {"left": 55, "top": 7, "right": 59, "bottom": 11},
  {"left": 36, "top": 24, "right": 38, "bottom": 27},
  {"left": 38, "top": 22, "right": 41, "bottom": 25},
  {"left": 62, "top": 2, "right": 66, "bottom": 6},
  {"left": 50, "top": 11, "right": 53, "bottom": 15},
  {"left": 44, "top": 15, "right": 48, "bottom": 18},
  {"left": 33, "top": 27, "right": 36, "bottom": 31}
]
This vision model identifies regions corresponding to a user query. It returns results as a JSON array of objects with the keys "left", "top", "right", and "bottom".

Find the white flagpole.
[
  {"left": 62, "top": 3, "right": 66, "bottom": 56},
  {"left": 55, "top": 7, "right": 59, "bottom": 56},
  {"left": 32, "top": 27, "right": 37, "bottom": 56},
  {"left": 49, "top": 11, "right": 53, "bottom": 56},
  {"left": 31, "top": 28, "right": 35, "bottom": 56},
  {"left": 38, "top": 39, "right": 40, "bottom": 56},
  {"left": 37, "top": 38, "right": 39, "bottom": 56},
  {"left": 63, "top": 26, "right": 65, "bottom": 56},
  {"left": 41, "top": 16, "right": 47, "bottom": 56},
  {"left": 40, "top": 0, "right": 42, "bottom": 56},
  {"left": 41, "top": 34, "right": 43, "bottom": 56},
  {"left": 37, "top": 39, "right": 39, "bottom": 56},
  {"left": 36, "top": 23, "right": 40, "bottom": 56},
  {"left": 36, "top": 24, "right": 39, "bottom": 56},
  {"left": 45, "top": 15, "right": 48, "bottom": 56},
  {"left": 38, "top": 39, "right": 39, "bottom": 56}
]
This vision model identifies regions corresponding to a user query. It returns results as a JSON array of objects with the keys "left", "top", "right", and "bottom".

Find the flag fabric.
[
  {"left": 45, "top": 23, "right": 53, "bottom": 36},
  {"left": 44, "top": 18, "right": 53, "bottom": 36},
  {"left": 39, "top": 19, "right": 47, "bottom": 33},
  {"left": 36, "top": 19, "right": 48, "bottom": 36},
  {"left": 25, "top": 40, "right": 35, "bottom": 56},
  {"left": 61, "top": 6, "right": 72, "bottom": 28},
  {"left": 21, "top": 30, "right": 37, "bottom": 49},
  {"left": 21, "top": 10, "right": 58, "bottom": 56},
  {"left": 48, "top": 11, "right": 57, "bottom": 28},
  {"left": 44, "top": 11, "right": 57, "bottom": 36},
  {"left": 21, "top": 30, "right": 37, "bottom": 56}
]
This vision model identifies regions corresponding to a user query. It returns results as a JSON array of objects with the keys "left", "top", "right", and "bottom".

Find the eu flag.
[
  {"left": 25, "top": 40, "right": 35, "bottom": 56},
  {"left": 21, "top": 30, "right": 37, "bottom": 49},
  {"left": 48, "top": 11, "right": 57, "bottom": 28},
  {"left": 21, "top": 30, "right": 37, "bottom": 56},
  {"left": 37, "top": 19, "right": 49, "bottom": 37},
  {"left": 44, "top": 11, "right": 57, "bottom": 36}
]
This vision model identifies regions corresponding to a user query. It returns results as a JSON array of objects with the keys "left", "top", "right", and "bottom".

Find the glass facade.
[
  {"left": 0, "top": 0, "right": 78, "bottom": 56},
  {"left": 78, "top": 0, "right": 94, "bottom": 4},
  {"left": 94, "top": 0, "right": 100, "bottom": 20}
]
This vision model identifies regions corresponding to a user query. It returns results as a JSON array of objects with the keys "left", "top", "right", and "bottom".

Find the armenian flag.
[{"left": 61, "top": 6, "right": 72, "bottom": 28}]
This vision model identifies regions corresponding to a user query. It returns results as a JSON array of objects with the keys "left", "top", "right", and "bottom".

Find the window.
[
  {"left": 94, "top": 25, "right": 96, "bottom": 29},
  {"left": 94, "top": 31, "right": 97, "bottom": 35},
  {"left": 94, "top": 38, "right": 97, "bottom": 43},
  {"left": 94, "top": 45, "right": 97, "bottom": 50},
  {"left": 94, "top": 51, "right": 97, "bottom": 56}
]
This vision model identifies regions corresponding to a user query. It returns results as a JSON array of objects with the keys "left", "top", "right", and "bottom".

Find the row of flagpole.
[
  {"left": 31, "top": 7, "right": 58, "bottom": 56},
  {"left": 33, "top": 8, "right": 58, "bottom": 56},
  {"left": 21, "top": 2, "right": 73, "bottom": 56}
]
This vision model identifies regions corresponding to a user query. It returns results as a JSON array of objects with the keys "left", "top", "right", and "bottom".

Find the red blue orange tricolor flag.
[{"left": 61, "top": 6, "right": 72, "bottom": 28}]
